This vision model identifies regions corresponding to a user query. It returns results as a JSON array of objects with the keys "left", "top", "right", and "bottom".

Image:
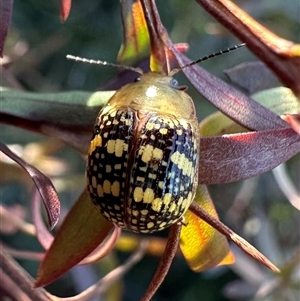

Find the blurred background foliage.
[{"left": 1, "top": 0, "right": 299, "bottom": 300}]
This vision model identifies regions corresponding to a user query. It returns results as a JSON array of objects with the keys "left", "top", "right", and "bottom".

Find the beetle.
[
  {"left": 85, "top": 71, "right": 199, "bottom": 233},
  {"left": 67, "top": 43, "right": 244, "bottom": 233}
]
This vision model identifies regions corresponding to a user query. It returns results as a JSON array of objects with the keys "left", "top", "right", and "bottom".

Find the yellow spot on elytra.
[
  {"left": 107, "top": 140, "right": 115, "bottom": 154},
  {"left": 89, "top": 135, "right": 102, "bottom": 155},
  {"left": 155, "top": 123, "right": 160, "bottom": 129},
  {"left": 159, "top": 128, "right": 168, "bottom": 135},
  {"left": 163, "top": 193, "right": 172, "bottom": 206},
  {"left": 92, "top": 176, "right": 97, "bottom": 188},
  {"left": 104, "top": 211, "right": 110, "bottom": 218},
  {"left": 147, "top": 222, "right": 154, "bottom": 229},
  {"left": 159, "top": 221, "right": 167, "bottom": 228},
  {"left": 115, "top": 164, "right": 122, "bottom": 170},
  {"left": 148, "top": 173, "right": 157, "bottom": 180},
  {"left": 153, "top": 148, "right": 163, "bottom": 160},
  {"left": 131, "top": 219, "right": 138, "bottom": 224},
  {"left": 141, "top": 209, "right": 148, "bottom": 215},
  {"left": 141, "top": 145, "right": 153, "bottom": 163},
  {"left": 115, "top": 139, "right": 125, "bottom": 157},
  {"left": 146, "top": 122, "right": 155, "bottom": 131},
  {"left": 132, "top": 210, "right": 139, "bottom": 216},
  {"left": 182, "top": 198, "right": 188, "bottom": 209},
  {"left": 170, "top": 151, "right": 191, "bottom": 172},
  {"left": 97, "top": 184, "right": 103, "bottom": 197},
  {"left": 114, "top": 204, "right": 120, "bottom": 211},
  {"left": 133, "top": 187, "right": 144, "bottom": 202},
  {"left": 169, "top": 202, "right": 177, "bottom": 213},
  {"left": 151, "top": 198, "right": 162, "bottom": 212},
  {"left": 103, "top": 180, "right": 111, "bottom": 194},
  {"left": 111, "top": 181, "right": 120, "bottom": 197},
  {"left": 106, "top": 165, "right": 112, "bottom": 173},
  {"left": 137, "top": 176, "right": 145, "bottom": 182},
  {"left": 143, "top": 188, "right": 155, "bottom": 203},
  {"left": 139, "top": 166, "right": 147, "bottom": 172},
  {"left": 158, "top": 181, "right": 164, "bottom": 189},
  {"left": 178, "top": 197, "right": 183, "bottom": 206}
]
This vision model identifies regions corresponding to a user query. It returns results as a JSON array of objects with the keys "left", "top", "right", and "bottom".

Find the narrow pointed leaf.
[
  {"left": 282, "top": 114, "right": 300, "bottom": 135},
  {"left": 141, "top": 12, "right": 289, "bottom": 131},
  {"left": 59, "top": 0, "right": 71, "bottom": 23},
  {"left": 199, "top": 128, "right": 300, "bottom": 184},
  {"left": 1, "top": 88, "right": 114, "bottom": 153},
  {"left": 0, "top": 0, "right": 13, "bottom": 57},
  {"left": 118, "top": 0, "right": 150, "bottom": 65},
  {"left": 170, "top": 46, "right": 288, "bottom": 131},
  {"left": 142, "top": 223, "right": 182, "bottom": 301},
  {"left": 200, "top": 87, "right": 300, "bottom": 137},
  {"left": 140, "top": 0, "right": 178, "bottom": 73},
  {"left": 180, "top": 185, "right": 234, "bottom": 272},
  {"left": 224, "top": 62, "right": 281, "bottom": 94},
  {"left": 189, "top": 201, "right": 280, "bottom": 272},
  {"left": 194, "top": 0, "right": 300, "bottom": 96},
  {"left": 0, "top": 142, "right": 60, "bottom": 229},
  {"left": 1, "top": 88, "right": 113, "bottom": 127},
  {"left": 35, "top": 188, "right": 113, "bottom": 287}
]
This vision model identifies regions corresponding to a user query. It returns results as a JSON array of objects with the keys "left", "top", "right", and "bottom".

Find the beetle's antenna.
[
  {"left": 66, "top": 55, "right": 143, "bottom": 75},
  {"left": 169, "top": 43, "right": 246, "bottom": 76}
]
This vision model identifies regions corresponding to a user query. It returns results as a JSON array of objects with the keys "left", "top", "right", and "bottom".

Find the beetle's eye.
[
  {"left": 134, "top": 76, "right": 141, "bottom": 82},
  {"left": 170, "top": 78, "right": 178, "bottom": 87}
]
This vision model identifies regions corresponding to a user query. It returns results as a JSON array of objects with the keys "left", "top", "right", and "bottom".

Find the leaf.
[
  {"left": 35, "top": 188, "right": 114, "bottom": 287},
  {"left": 143, "top": 16, "right": 288, "bottom": 131},
  {"left": 194, "top": 0, "right": 300, "bottom": 96},
  {"left": 281, "top": 114, "right": 300, "bottom": 135},
  {"left": 180, "top": 185, "right": 234, "bottom": 272},
  {"left": 200, "top": 87, "right": 300, "bottom": 137},
  {"left": 0, "top": 142, "right": 60, "bottom": 229},
  {"left": 140, "top": 0, "right": 178, "bottom": 73},
  {"left": 198, "top": 128, "right": 300, "bottom": 184},
  {"left": 224, "top": 62, "right": 281, "bottom": 94},
  {"left": 118, "top": 0, "right": 150, "bottom": 66},
  {"left": 59, "top": 0, "right": 71, "bottom": 23},
  {"left": 1, "top": 88, "right": 114, "bottom": 153},
  {"left": 1, "top": 88, "right": 113, "bottom": 127},
  {"left": 0, "top": 0, "right": 13, "bottom": 57},
  {"left": 189, "top": 201, "right": 280, "bottom": 272},
  {"left": 170, "top": 47, "right": 288, "bottom": 131}
]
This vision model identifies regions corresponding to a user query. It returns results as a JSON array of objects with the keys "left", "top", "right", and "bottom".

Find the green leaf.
[
  {"left": 35, "top": 188, "right": 114, "bottom": 287},
  {"left": 118, "top": 0, "right": 150, "bottom": 65},
  {"left": 1, "top": 88, "right": 114, "bottom": 127},
  {"left": 199, "top": 87, "right": 300, "bottom": 137},
  {"left": 180, "top": 185, "right": 234, "bottom": 271},
  {"left": 1, "top": 88, "right": 114, "bottom": 153}
]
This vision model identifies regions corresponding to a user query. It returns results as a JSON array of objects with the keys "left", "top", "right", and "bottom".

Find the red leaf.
[
  {"left": 170, "top": 48, "right": 287, "bottom": 131},
  {"left": 0, "top": 142, "right": 60, "bottom": 229},
  {"left": 59, "top": 0, "right": 71, "bottom": 23},
  {"left": 199, "top": 128, "right": 300, "bottom": 184},
  {"left": 35, "top": 188, "right": 113, "bottom": 287},
  {"left": 194, "top": 0, "right": 300, "bottom": 96}
]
